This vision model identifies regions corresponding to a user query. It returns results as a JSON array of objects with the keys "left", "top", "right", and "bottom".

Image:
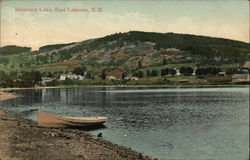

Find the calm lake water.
[{"left": 0, "top": 87, "right": 249, "bottom": 160}]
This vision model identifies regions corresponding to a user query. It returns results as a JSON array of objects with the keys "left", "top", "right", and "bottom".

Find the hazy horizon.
[{"left": 1, "top": 0, "right": 249, "bottom": 50}]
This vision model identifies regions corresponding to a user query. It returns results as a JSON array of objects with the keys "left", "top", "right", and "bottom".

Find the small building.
[
  {"left": 107, "top": 76, "right": 117, "bottom": 80},
  {"left": 242, "top": 61, "right": 250, "bottom": 69},
  {"left": 41, "top": 77, "right": 56, "bottom": 85},
  {"left": 124, "top": 76, "right": 139, "bottom": 81},
  {"left": 218, "top": 72, "right": 226, "bottom": 76},
  {"left": 76, "top": 75, "right": 85, "bottom": 80},
  {"left": 175, "top": 68, "right": 181, "bottom": 76},
  {"left": 59, "top": 74, "right": 67, "bottom": 81},
  {"left": 232, "top": 74, "right": 250, "bottom": 83}
]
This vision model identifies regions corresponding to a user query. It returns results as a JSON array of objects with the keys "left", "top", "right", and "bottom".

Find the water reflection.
[{"left": 0, "top": 87, "right": 249, "bottom": 160}]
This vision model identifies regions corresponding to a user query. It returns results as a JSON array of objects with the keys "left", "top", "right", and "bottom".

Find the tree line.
[
  {"left": 131, "top": 66, "right": 229, "bottom": 78},
  {"left": 0, "top": 71, "right": 42, "bottom": 88},
  {"left": 0, "top": 45, "right": 31, "bottom": 55}
]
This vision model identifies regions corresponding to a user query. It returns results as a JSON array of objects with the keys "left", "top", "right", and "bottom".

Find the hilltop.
[
  {"left": 34, "top": 31, "right": 250, "bottom": 69},
  {"left": 0, "top": 31, "right": 249, "bottom": 86}
]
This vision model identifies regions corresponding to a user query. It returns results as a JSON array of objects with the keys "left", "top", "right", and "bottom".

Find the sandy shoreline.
[
  {"left": 0, "top": 92, "right": 20, "bottom": 102},
  {"left": 0, "top": 92, "right": 154, "bottom": 160}
]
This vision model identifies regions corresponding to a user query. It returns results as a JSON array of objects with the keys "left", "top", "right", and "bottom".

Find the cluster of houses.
[
  {"left": 41, "top": 61, "right": 250, "bottom": 85},
  {"left": 41, "top": 73, "right": 139, "bottom": 85},
  {"left": 41, "top": 73, "right": 85, "bottom": 85},
  {"left": 232, "top": 61, "right": 250, "bottom": 83}
]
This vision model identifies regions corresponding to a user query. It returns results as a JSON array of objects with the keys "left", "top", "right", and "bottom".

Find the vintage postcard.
[{"left": 0, "top": 0, "right": 249, "bottom": 160}]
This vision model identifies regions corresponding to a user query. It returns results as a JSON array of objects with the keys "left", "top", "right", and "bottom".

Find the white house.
[
  {"left": 59, "top": 74, "right": 85, "bottom": 81},
  {"left": 125, "top": 76, "right": 139, "bottom": 80},
  {"left": 175, "top": 68, "right": 181, "bottom": 76},
  {"left": 107, "top": 76, "right": 117, "bottom": 80},
  {"left": 218, "top": 72, "right": 226, "bottom": 76},
  {"left": 41, "top": 77, "right": 55, "bottom": 85},
  {"left": 59, "top": 74, "right": 67, "bottom": 81}
]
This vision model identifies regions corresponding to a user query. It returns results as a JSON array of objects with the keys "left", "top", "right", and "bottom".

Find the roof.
[
  {"left": 218, "top": 72, "right": 226, "bottom": 74},
  {"left": 242, "top": 61, "right": 250, "bottom": 69}
]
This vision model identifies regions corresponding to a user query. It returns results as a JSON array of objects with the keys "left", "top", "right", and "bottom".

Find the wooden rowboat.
[{"left": 37, "top": 111, "right": 108, "bottom": 128}]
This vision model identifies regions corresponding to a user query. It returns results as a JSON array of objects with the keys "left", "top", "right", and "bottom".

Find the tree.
[
  {"left": 31, "top": 71, "right": 42, "bottom": 85},
  {"left": 0, "top": 57, "right": 9, "bottom": 65},
  {"left": 195, "top": 67, "right": 220, "bottom": 76},
  {"left": 137, "top": 71, "right": 144, "bottom": 78},
  {"left": 0, "top": 71, "right": 14, "bottom": 88},
  {"left": 180, "top": 67, "right": 194, "bottom": 76},
  {"left": 133, "top": 71, "right": 143, "bottom": 78},
  {"left": 85, "top": 71, "right": 92, "bottom": 79},
  {"left": 72, "top": 66, "right": 86, "bottom": 76},
  {"left": 146, "top": 70, "right": 151, "bottom": 77},
  {"left": 138, "top": 60, "right": 142, "bottom": 68},
  {"left": 152, "top": 70, "right": 158, "bottom": 77},
  {"left": 169, "top": 68, "right": 177, "bottom": 76},
  {"left": 162, "top": 58, "right": 167, "bottom": 65},
  {"left": 211, "top": 67, "right": 221, "bottom": 75},
  {"left": 225, "top": 68, "right": 238, "bottom": 75},
  {"left": 122, "top": 72, "right": 127, "bottom": 80},
  {"left": 161, "top": 68, "right": 169, "bottom": 76},
  {"left": 101, "top": 70, "right": 106, "bottom": 80},
  {"left": 0, "top": 45, "right": 31, "bottom": 55}
]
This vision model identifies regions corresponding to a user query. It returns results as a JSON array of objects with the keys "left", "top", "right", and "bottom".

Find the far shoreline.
[{"left": 0, "top": 84, "right": 249, "bottom": 91}]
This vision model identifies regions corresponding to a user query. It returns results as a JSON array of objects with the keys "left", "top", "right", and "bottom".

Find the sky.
[{"left": 0, "top": 0, "right": 249, "bottom": 50}]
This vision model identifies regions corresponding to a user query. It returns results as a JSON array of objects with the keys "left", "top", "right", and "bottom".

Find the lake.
[{"left": 0, "top": 87, "right": 249, "bottom": 160}]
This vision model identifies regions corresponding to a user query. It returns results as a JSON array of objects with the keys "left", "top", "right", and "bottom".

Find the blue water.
[{"left": 0, "top": 87, "right": 249, "bottom": 160}]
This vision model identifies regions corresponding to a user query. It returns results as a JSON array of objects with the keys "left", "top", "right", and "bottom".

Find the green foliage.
[
  {"left": 180, "top": 67, "right": 194, "bottom": 76},
  {"left": 45, "top": 79, "right": 58, "bottom": 86},
  {"left": 225, "top": 68, "right": 241, "bottom": 75},
  {"left": 72, "top": 66, "right": 86, "bottom": 76},
  {"left": 0, "top": 71, "right": 42, "bottom": 87},
  {"left": 146, "top": 70, "right": 151, "bottom": 77},
  {"left": 16, "top": 71, "right": 42, "bottom": 87},
  {"left": 151, "top": 70, "right": 158, "bottom": 77},
  {"left": 86, "top": 31, "right": 249, "bottom": 66},
  {"left": 138, "top": 60, "right": 142, "bottom": 68},
  {"left": 196, "top": 67, "right": 221, "bottom": 76},
  {"left": 85, "top": 71, "right": 92, "bottom": 79},
  {"left": 122, "top": 72, "right": 127, "bottom": 80},
  {"left": 161, "top": 68, "right": 169, "bottom": 76},
  {"left": 101, "top": 70, "right": 106, "bottom": 80},
  {"left": 162, "top": 58, "right": 167, "bottom": 65},
  {"left": 133, "top": 71, "right": 144, "bottom": 78},
  {"left": 0, "top": 45, "right": 31, "bottom": 55},
  {"left": 0, "top": 57, "right": 9, "bottom": 65},
  {"left": 169, "top": 68, "right": 177, "bottom": 76},
  {"left": 0, "top": 71, "right": 14, "bottom": 87}
]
